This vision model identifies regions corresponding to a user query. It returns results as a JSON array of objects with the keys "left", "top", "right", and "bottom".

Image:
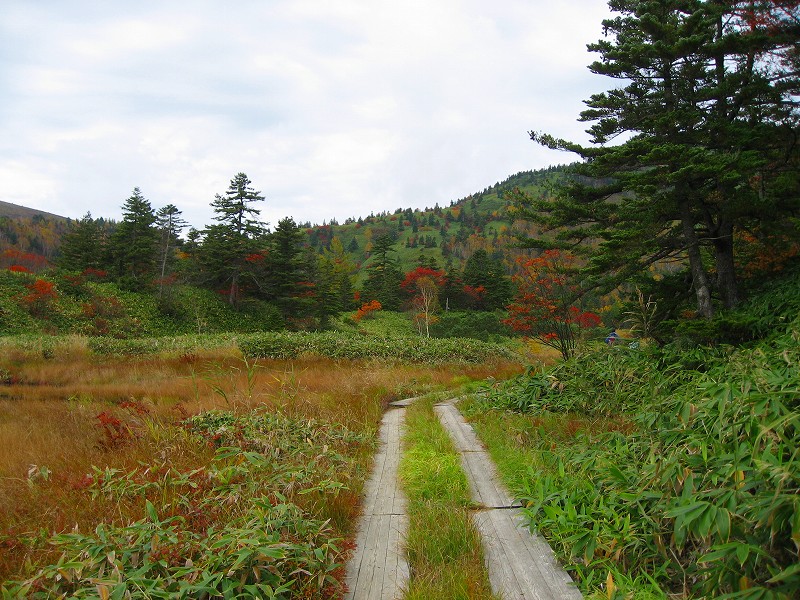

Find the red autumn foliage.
[
  {"left": 95, "top": 411, "right": 134, "bottom": 450},
  {"left": 401, "top": 267, "right": 445, "bottom": 295},
  {"left": 463, "top": 284, "right": 486, "bottom": 304},
  {"left": 82, "top": 268, "right": 107, "bottom": 279},
  {"left": 1, "top": 249, "right": 48, "bottom": 273},
  {"left": 20, "top": 279, "right": 58, "bottom": 317},
  {"left": 353, "top": 299, "right": 382, "bottom": 322},
  {"left": 505, "top": 250, "right": 601, "bottom": 360}
]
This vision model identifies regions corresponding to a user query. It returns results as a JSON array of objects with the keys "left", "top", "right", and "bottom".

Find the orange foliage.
[
  {"left": 353, "top": 300, "right": 382, "bottom": 322},
  {"left": 504, "top": 250, "right": 601, "bottom": 359},
  {"left": 21, "top": 279, "right": 58, "bottom": 317}
]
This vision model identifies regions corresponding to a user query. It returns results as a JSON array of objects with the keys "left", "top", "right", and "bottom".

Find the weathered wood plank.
[
  {"left": 434, "top": 403, "right": 516, "bottom": 508},
  {"left": 435, "top": 400, "right": 582, "bottom": 600},
  {"left": 344, "top": 408, "right": 409, "bottom": 600}
]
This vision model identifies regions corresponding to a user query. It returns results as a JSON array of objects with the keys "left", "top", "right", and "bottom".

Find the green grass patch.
[{"left": 399, "top": 398, "right": 497, "bottom": 600}]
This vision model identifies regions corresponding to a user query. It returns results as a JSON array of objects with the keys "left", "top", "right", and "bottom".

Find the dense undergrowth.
[
  {"left": 238, "top": 331, "right": 517, "bottom": 363},
  {"left": 2, "top": 410, "right": 371, "bottom": 599},
  {"left": 464, "top": 270, "right": 800, "bottom": 598},
  {"left": 0, "top": 269, "right": 283, "bottom": 337}
]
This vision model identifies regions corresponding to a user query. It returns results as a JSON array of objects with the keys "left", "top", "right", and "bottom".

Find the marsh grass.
[
  {"left": 0, "top": 339, "right": 521, "bottom": 595},
  {"left": 399, "top": 398, "right": 498, "bottom": 600}
]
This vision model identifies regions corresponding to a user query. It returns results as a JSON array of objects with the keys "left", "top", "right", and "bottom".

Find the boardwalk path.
[
  {"left": 435, "top": 400, "right": 582, "bottom": 600},
  {"left": 344, "top": 405, "right": 409, "bottom": 600},
  {"left": 344, "top": 398, "right": 582, "bottom": 599}
]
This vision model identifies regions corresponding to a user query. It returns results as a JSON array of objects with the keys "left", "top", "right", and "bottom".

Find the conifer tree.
[
  {"left": 58, "top": 212, "right": 104, "bottom": 272},
  {"left": 462, "top": 248, "right": 511, "bottom": 311},
  {"left": 265, "top": 216, "right": 306, "bottom": 317},
  {"left": 361, "top": 234, "right": 403, "bottom": 310},
  {"left": 204, "top": 173, "right": 267, "bottom": 307},
  {"left": 107, "top": 188, "right": 158, "bottom": 287},
  {"left": 521, "top": 0, "right": 800, "bottom": 317},
  {"left": 155, "top": 204, "right": 187, "bottom": 296}
]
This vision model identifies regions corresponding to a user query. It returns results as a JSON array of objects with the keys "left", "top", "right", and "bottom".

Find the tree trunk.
[
  {"left": 681, "top": 201, "right": 714, "bottom": 318},
  {"left": 229, "top": 271, "right": 240, "bottom": 308},
  {"left": 712, "top": 219, "right": 740, "bottom": 309}
]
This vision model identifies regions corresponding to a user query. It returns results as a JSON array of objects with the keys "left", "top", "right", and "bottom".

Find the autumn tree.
[
  {"left": 504, "top": 250, "right": 602, "bottom": 360},
  {"left": 401, "top": 267, "right": 445, "bottom": 336},
  {"left": 412, "top": 276, "right": 440, "bottom": 337}
]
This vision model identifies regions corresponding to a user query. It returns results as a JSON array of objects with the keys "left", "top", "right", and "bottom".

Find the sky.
[{"left": 0, "top": 0, "right": 614, "bottom": 231}]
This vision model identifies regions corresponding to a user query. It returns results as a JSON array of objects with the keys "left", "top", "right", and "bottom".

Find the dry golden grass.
[{"left": 0, "top": 345, "right": 523, "bottom": 581}]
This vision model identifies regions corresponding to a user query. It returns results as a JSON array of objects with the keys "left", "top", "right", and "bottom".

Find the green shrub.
[
  {"left": 238, "top": 331, "right": 517, "bottom": 363},
  {"left": 428, "top": 310, "right": 511, "bottom": 341},
  {"left": 471, "top": 310, "right": 800, "bottom": 597}
]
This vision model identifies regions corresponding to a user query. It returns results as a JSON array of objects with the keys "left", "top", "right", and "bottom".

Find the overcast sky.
[{"left": 1, "top": 0, "right": 614, "bottom": 231}]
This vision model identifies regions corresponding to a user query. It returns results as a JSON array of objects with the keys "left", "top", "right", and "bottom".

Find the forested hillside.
[{"left": 0, "top": 167, "right": 568, "bottom": 336}]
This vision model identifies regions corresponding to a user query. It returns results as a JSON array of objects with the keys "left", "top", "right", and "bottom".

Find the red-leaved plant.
[{"left": 504, "top": 250, "right": 601, "bottom": 360}]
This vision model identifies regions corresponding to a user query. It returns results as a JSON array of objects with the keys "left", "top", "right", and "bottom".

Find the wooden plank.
[
  {"left": 344, "top": 407, "right": 409, "bottom": 600},
  {"left": 434, "top": 403, "right": 516, "bottom": 508},
  {"left": 435, "top": 400, "right": 582, "bottom": 600}
]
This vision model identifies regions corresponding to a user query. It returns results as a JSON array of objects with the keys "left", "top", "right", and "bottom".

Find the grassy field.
[{"left": 0, "top": 336, "right": 523, "bottom": 598}]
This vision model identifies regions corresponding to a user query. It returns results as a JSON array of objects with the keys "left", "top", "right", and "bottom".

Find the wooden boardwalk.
[
  {"left": 344, "top": 398, "right": 582, "bottom": 600},
  {"left": 435, "top": 401, "right": 582, "bottom": 600},
  {"left": 344, "top": 406, "right": 409, "bottom": 600}
]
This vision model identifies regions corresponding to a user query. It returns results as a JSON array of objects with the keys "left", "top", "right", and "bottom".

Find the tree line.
[{"left": 55, "top": 173, "right": 515, "bottom": 330}]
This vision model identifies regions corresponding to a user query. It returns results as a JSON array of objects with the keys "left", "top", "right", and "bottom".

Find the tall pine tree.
[
  {"left": 203, "top": 173, "right": 267, "bottom": 307},
  {"left": 522, "top": 0, "right": 800, "bottom": 317},
  {"left": 107, "top": 188, "right": 158, "bottom": 288}
]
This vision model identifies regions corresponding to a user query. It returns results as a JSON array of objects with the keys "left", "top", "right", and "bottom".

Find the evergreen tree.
[
  {"left": 462, "top": 248, "right": 511, "bottom": 310},
  {"left": 107, "top": 188, "right": 158, "bottom": 287},
  {"left": 265, "top": 217, "right": 306, "bottom": 317},
  {"left": 155, "top": 204, "right": 187, "bottom": 296},
  {"left": 523, "top": 1, "right": 800, "bottom": 317},
  {"left": 204, "top": 173, "right": 267, "bottom": 307},
  {"left": 322, "top": 236, "right": 357, "bottom": 313},
  {"left": 57, "top": 212, "right": 104, "bottom": 272},
  {"left": 441, "top": 257, "right": 464, "bottom": 310},
  {"left": 361, "top": 234, "right": 403, "bottom": 310}
]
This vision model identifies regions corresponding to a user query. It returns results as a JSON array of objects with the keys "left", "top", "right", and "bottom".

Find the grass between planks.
[{"left": 398, "top": 396, "right": 499, "bottom": 600}]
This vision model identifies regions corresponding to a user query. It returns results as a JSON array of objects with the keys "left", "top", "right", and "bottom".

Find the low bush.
[
  {"left": 428, "top": 310, "right": 511, "bottom": 341},
  {"left": 238, "top": 331, "right": 517, "bottom": 363},
  {"left": 467, "top": 311, "right": 800, "bottom": 598},
  {"left": 2, "top": 409, "right": 370, "bottom": 598}
]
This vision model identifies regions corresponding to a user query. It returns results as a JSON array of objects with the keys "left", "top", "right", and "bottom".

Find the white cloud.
[{"left": 0, "top": 0, "right": 614, "bottom": 230}]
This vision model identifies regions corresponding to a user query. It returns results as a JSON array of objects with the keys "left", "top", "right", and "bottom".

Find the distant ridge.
[{"left": 0, "top": 200, "right": 69, "bottom": 222}]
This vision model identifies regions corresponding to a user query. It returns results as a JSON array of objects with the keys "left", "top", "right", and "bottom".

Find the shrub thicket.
[
  {"left": 467, "top": 269, "right": 800, "bottom": 598},
  {"left": 238, "top": 331, "right": 517, "bottom": 363}
]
